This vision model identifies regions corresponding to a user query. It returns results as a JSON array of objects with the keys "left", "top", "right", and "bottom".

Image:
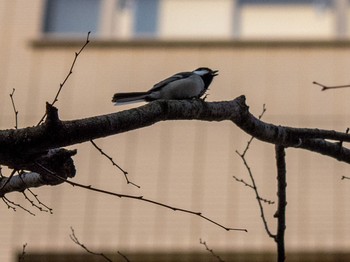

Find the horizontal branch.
[
  {"left": 0, "top": 168, "right": 245, "bottom": 231},
  {"left": 0, "top": 96, "right": 350, "bottom": 170}
]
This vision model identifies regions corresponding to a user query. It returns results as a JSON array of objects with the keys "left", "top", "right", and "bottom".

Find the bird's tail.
[{"left": 112, "top": 92, "right": 149, "bottom": 105}]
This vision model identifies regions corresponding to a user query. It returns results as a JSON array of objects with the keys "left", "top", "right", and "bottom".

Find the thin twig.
[
  {"left": 235, "top": 150, "right": 275, "bottom": 237},
  {"left": 26, "top": 188, "right": 53, "bottom": 214},
  {"left": 9, "top": 88, "right": 19, "bottom": 129},
  {"left": 19, "top": 243, "right": 27, "bottom": 262},
  {"left": 234, "top": 104, "right": 275, "bottom": 237},
  {"left": 241, "top": 104, "right": 266, "bottom": 157},
  {"left": 35, "top": 162, "right": 246, "bottom": 232},
  {"left": 18, "top": 173, "right": 53, "bottom": 214},
  {"left": 232, "top": 176, "right": 254, "bottom": 189},
  {"left": 2, "top": 196, "right": 35, "bottom": 216},
  {"left": 258, "top": 196, "right": 275, "bottom": 205},
  {"left": 22, "top": 191, "right": 48, "bottom": 213},
  {"left": 37, "top": 31, "right": 91, "bottom": 125},
  {"left": 232, "top": 176, "right": 273, "bottom": 204},
  {"left": 199, "top": 238, "right": 225, "bottom": 262},
  {"left": 4, "top": 88, "right": 20, "bottom": 195},
  {"left": 90, "top": 140, "right": 140, "bottom": 188},
  {"left": 2, "top": 196, "right": 16, "bottom": 211},
  {"left": 70, "top": 227, "right": 113, "bottom": 262},
  {"left": 313, "top": 81, "right": 350, "bottom": 91},
  {"left": 21, "top": 189, "right": 53, "bottom": 214},
  {"left": 117, "top": 251, "right": 130, "bottom": 262}
]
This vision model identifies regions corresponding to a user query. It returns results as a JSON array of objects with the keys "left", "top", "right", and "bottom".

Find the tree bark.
[
  {"left": 275, "top": 145, "right": 287, "bottom": 262},
  {"left": 1, "top": 95, "right": 349, "bottom": 194}
]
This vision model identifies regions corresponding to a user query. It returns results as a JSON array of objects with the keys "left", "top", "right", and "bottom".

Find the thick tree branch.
[
  {"left": 0, "top": 96, "right": 350, "bottom": 172},
  {"left": 0, "top": 148, "right": 76, "bottom": 196},
  {"left": 274, "top": 145, "right": 287, "bottom": 262}
]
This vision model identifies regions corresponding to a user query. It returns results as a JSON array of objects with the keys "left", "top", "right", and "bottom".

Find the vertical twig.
[
  {"left": 19, "top": 243, "right": 27, "bottom": 262},
  {"left": 234, "top": 104, "right": 274, "bottom": 237},
  {"left": 275, "top": 145, "right": 287, "bottom": 262},
  {"left": 235, "top": 151, "right": 275, "bottom": 238},
  {"left": 70, "top": 227, "right": 130, "bottom": 262},
  {"left": 9, "top": 88, "right": 19, "bottom": 129},
  {"left": 199, "top": 238, "right": 225, "bottom": 262},
  {"left": 90, "top": 140, "right": 140, "bottom": 188},
  {"left": 37, "top": 31, "right": 91, "bottom": 126}
]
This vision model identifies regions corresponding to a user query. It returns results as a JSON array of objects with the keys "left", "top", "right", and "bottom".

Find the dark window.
[
  {"left": 134, "top": 0, "right": 159, "bottom": 36},
  {"left": 238, "top": 0, "right": 331, "bottom": 4},
  {"left": 43, "top": 0, "right": 101, "bottom": 35}
]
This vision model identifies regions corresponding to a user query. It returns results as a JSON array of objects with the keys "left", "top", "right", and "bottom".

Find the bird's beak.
[{"left": 212, "top": 70, "right": 219, "bottom": 76}]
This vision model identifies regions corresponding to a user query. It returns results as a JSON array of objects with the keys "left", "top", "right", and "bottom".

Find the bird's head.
[
  {"left": 193, "top": 67, "right": 218, "bottom": 91},
  {"left": 193, "top": 67, "right": 219, "bottom": 77}
]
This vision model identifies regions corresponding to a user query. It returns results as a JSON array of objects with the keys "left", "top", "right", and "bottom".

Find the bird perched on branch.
[{"left": 112, "top": 67, "right": 218, "bottom": 105}]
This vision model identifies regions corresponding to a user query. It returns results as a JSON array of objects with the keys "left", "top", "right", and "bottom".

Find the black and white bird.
[{"left": 112, "top": 67, "right": 218, "bottom": 105}]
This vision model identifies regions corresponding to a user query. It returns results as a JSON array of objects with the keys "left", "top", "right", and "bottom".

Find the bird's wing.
[{"left": 149, "top": 71, "right": 192, "bottom": 92}]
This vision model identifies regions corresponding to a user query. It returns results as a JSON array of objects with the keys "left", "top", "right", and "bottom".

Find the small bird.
[{"left": 112, "top": 67, "right": 218, "bottom": 105}]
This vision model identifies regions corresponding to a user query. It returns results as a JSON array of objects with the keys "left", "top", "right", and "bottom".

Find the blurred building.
[{"left": 2, "top": 0, "right": 350, "bottom": 261}]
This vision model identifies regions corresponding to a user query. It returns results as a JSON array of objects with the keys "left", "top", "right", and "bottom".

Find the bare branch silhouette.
[
  {"left": 70, "top": 227, "right": 114, "bottom": 262},
  {"left": 90, "top": 140, "right": 140, "bottom": 188},
  {"left": 117, "top": 251, "right": 130, "bottom": 262},
  {"left": 313, "top": 81, "right": 350, "bottom": 91},
  {"left": 9, "top": 88, "right": 19, "bottom": 129},
  {"left": 2, "top": 196, "right": 35, "bottom": 215},
  {"left": 241, "top": 104, "right": 266, "bottom": 158},
  {"left": 18, "top": 243, "right": 27, "bottom": 262},
  {"left": 235, "top": 106, "right": 288, "bottom": 261},
  {"left": 274, "top": 145, "right": 287, "bottom": 262},
  {"left": 37, "top": 31, "right": 91, "bottom": 125},
  {"left": 234, "top": 104, "right": 275, "bottom": 237},
  {"left": 35, "top": 163, "right": 246, "bottom": 232},
  {"left": 2, "top": 96, "right": 350, "bottom": 199},
  {"left": 235, "top": 149, "right": 275, "bottom": 238},
  {"left": 2, "top": 97, "right": 350, "bottom": 178},
  {"left": 21, "top": 186, "right": 53, "bottom": 214},
  {"left": 70, "top": 227, "right": 130, "bottom": 262},
  {"left": 232, "top": 175, "right": 254, "bottom": 189},
  {"left": 199, "top": 238, "right": 225, "bottom": 262}
]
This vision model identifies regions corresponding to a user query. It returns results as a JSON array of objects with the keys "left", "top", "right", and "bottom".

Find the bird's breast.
[{"left": 158, "top": 75, "right": 204, "bottom": 99}]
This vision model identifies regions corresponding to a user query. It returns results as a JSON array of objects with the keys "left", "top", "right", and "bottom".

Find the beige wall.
[
  {"left": 240, "top": 4, "right": 334, "bottom": 39},
  {"left": 160, "top": 0, "right": 233, "bottom": 39},
  {"left": 2, "top": 1, "right": 350, "bottom": 261}
]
